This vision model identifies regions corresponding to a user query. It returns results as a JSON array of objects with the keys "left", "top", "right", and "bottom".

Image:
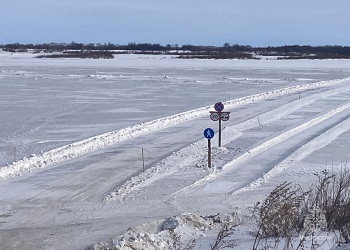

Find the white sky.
[{"left": 1, "top": 0, "right": 350, "bottom": 46}]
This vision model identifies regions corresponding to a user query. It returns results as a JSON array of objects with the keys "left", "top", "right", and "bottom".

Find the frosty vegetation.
[{"left": 88, "top": 166, "right": 350, "bottom": 250}]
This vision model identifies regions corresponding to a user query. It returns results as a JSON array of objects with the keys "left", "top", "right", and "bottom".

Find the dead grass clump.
[{"left": 252, "top": 182, "right": 308, "bottom": 249}]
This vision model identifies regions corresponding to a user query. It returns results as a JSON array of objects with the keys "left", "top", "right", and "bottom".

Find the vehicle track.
[
  {"left": 0, "top": 103, "right": 91, "bottom": 166},
  {"left": 167, "top": 100, "right": 350, "bottom": 206},
  {"left": 103, "top": 84, "right": 350, "bottom": 205},
  {"left": 229, "top": 112, "right": 350, "bottom": 198}
]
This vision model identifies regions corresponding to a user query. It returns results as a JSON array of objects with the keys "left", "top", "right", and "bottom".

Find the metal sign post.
[
  {"left": 210, "top": 102, "right": 230, "bottom": 147},
  {"left": 204, "top": 128, "right": 215, "bottom": 168},
  {"left": 218, "top": 117, "right": 222, "bottom": 148}
]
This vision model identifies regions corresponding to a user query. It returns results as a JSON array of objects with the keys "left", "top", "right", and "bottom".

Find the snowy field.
[{"left": 1, "top": 51, "right": 350, "bottom": 249}]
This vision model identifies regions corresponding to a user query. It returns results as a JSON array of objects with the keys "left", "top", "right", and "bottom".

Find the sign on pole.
[
  {"left": 204, "top": 128, "right": 214, "bottom": 168},
  {"left": 204, "top": 128, "right": 214, "bottom": 139},
  {"left": 210, "top": 102, "right": 230, "bottom": 147},
  {"left": 214, "top": 102, "right": 224, "bottom": 112},
  {"left": 210, "top": 112, "right": 220, "bottom": 121},
  {"left": 220, "top": 112, "right": 230, "bottom": 121}
]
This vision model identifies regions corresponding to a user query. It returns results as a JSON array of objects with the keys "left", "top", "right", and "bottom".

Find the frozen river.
[{"left": 1, "top": 53, "right": 350, "bottom": 249}]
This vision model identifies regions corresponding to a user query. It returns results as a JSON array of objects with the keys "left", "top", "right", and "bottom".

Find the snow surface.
[{"left": 1, "top": 51, "right": 350, "bottom": 249}]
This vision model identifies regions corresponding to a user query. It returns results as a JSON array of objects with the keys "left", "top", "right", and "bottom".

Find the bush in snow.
[
  {"left": 304, "top": 166, "right": 350, "bottom": 243},
  {"left": 252, "top": 181, "right": 309, "bottom": 250},
  {"left": 209, "top": 222, "right": 236, "bottom": 250},
  {"left": 168, "top": 229, "right": 196, "bottom": 250},
  {"left": 251, "top": 167, "right": 350, "bottom": 249}
]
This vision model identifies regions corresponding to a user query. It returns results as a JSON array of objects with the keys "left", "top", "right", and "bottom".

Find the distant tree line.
[
  {"left": 36, "top": 50, "right": 114, "bottom": 59},
  {"left": 2, "top": 42, "right": 350, "bottom": 59},
  {"left": 255, "top": 45, "right": 350, "bottom": 57},
  {"left": 0, "top": 42, "right": 178, "bottom": 52}
]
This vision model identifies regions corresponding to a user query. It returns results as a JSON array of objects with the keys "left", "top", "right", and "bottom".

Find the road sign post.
[
  {"left": 219, "top": 117, "right": 222, "bottom": 147},
  {"left": 210, "top": 102, "right": 230, "bottom": 147},
  {"left": 204, "top": 128, "right": 214, "bottom": 168},
  {"left": 208, "top": 139, "right": 211, "bottom": 168}
]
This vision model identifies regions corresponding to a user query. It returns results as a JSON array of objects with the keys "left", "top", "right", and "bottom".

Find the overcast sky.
[{"left": 1, "top": 0, "right": 349, "bottom": 46}]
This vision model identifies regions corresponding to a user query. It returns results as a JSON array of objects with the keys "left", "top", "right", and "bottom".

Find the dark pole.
[
  {"left": 218, "top": 113, "right": 222, "bottom": 147},
  {"left": 208, "top": 139, "right": 211, "bottom": 168}
]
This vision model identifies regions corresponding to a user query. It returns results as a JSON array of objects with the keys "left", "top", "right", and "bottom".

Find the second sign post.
[
  {"left": 210, "top": 102, "right": 230, "bottom": 147},
  {"left": 204, "top": 128, "right": 214, "bottom": 168}
]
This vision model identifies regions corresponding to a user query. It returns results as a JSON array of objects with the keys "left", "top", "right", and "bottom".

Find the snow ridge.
[
  {"left": 0, "top": 108, "right": 209, "bottom": 179},
  {"left": 169, "top": 100, "right": 350, "bottom": 197},
  {"left": 232, "top": 112, "right": 350, "bottom": 195},
  {"left": 0, "top": 77, "right": 349, "bottom": 180},
  {"left": 105, "top": 83, "right": 350, "bottom": 201}
]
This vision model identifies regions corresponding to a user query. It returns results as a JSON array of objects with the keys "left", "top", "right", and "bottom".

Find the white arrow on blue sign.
[{"left": 204, "top": 128, "right": 215, "bottom": 139}]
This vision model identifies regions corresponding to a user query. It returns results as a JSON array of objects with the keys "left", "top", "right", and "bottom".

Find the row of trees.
[
  {"left": 1, "top": 42, "right": 350, "bottom": 55},
  {"left": 0, "top": 42, "right": 177, "bottom": 52}
]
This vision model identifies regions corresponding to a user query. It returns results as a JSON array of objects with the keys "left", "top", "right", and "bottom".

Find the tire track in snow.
[
  {"left": 1, "top": 103, "right": 87, "bottom": 143},
  {"left": 230, "top": 112, "right": 350, "bottom": 197},
  {"left": 0, "top": 77, "right": 349, "bottom": 180},
  {"left": 168, "top": 100, "right": 350, "bottom": 199},
  {"left": 105, "top": 84, "right": 350, "bottom": 202}
]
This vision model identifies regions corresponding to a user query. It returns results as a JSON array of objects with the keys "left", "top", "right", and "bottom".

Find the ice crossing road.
[{"left": 1, "top": 80, "right": 350, "bottom": 249}]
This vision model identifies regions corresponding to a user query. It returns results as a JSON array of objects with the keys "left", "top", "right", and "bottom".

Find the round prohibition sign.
[
  {"left": 214, "top": 102, "right": 224, "bottom": 112},
  {"left": 220, "top": 112, "right": 230, "bottom": 121},
  {"left": 210, "top": 112, "right": 220, "bottom": 121}
]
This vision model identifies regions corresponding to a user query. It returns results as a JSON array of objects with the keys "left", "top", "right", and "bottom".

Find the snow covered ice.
[{"left": 1, "top": 51, "right": 350, "bottom": 249}]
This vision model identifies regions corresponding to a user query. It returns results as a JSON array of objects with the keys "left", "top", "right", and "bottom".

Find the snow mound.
[
  {"left": 0, "top": 106, "right": 210, "bottom": 180},
  {"left": 86, "top": 213, "right": 236, "bottom": 250}
]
